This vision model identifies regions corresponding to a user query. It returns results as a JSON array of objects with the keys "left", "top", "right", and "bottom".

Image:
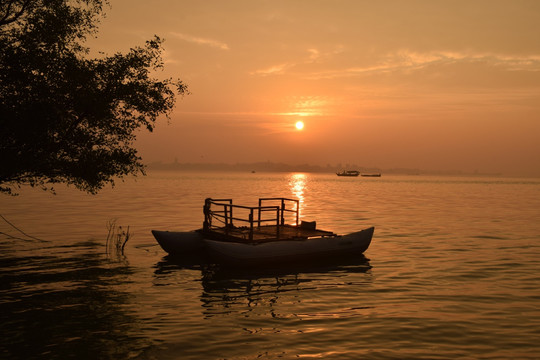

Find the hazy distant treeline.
[{"left": 148, "top": 161, "right": 489, "bottom": 176}]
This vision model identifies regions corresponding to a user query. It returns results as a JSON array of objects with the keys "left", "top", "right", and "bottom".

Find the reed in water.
[{"left": 105, "top": 219, "right": 130, "bottom": 255}]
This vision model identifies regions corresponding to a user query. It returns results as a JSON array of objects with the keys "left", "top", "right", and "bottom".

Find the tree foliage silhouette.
[{"left": 0, "top": 0, "right": 188, "bottom": 194}]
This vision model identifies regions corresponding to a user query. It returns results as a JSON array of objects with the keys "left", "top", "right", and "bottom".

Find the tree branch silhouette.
[{"left": 0, "top": 0, "right": 188, "bottom": 195}]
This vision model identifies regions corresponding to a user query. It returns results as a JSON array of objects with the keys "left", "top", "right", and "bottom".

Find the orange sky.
[{"left": 88, "top": 0, "right": 540, "bottom": 176}]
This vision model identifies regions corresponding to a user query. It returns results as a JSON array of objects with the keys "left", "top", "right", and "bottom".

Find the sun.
[{"left": 295, "top": 121, "right": 304, "bottom": 130}]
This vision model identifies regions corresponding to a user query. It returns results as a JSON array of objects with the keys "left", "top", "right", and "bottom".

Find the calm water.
[{"left": 1, "top": 171, "right": 540, "bottom": 359}]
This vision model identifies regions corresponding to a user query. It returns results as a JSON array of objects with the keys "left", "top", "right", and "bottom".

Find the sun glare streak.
[{"left": 289, "top": 173, "right": 306, "bottom": 221}]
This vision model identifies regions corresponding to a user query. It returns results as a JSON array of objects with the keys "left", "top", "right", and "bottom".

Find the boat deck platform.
[{"left": 205, "top": 224, "right": 335, "bottom": 243}]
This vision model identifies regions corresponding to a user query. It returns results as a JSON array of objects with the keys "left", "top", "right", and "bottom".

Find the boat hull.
[
  {"left": 204, "top": 227, "right": 373, "bottom": 266},
  {"left": 151, "top": 230, "right": 205, "bottom": 257},
  {"left": 336, "top": 170, "right": 360, "bottom": 177},
  {"left": 152, "top": 227, "right": 374, "bottom": 265}
]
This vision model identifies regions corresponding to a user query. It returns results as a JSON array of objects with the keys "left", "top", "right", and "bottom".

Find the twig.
[{"left": 0, "top": 214, "right": 48, "bottom": 242}]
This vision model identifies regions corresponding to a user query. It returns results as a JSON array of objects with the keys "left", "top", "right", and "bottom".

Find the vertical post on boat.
[
  {"left": 203, "top": 198, "right": 211, "bottom": 231},
  {"left": 276, "top": 206, "right": 280, "bottom": 239},
  {"left": 258, "top": 198, "right": 262, "bottom": 227},
  {"left": 224, "top": 203, "right": 229, "bottom": 236},
  {"left": 280, "top": 198, "right": 285, "bottom": 225},
  {"left": 249, "top": 209, "right": 254, "bottom": 242},
  {"left": 295, "top": 199, "right": 299, "bottom": 226}
]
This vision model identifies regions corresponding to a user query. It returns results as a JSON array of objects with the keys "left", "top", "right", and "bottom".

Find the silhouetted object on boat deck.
[
  {"left": 336, "top": 170, "right": 360, "bottom": 177},
  {"left": 0, "top": 0, "right": 188, "bottom": 195},
  {"left": 152, "top": 197, "right": 375, "bottom": 267}
]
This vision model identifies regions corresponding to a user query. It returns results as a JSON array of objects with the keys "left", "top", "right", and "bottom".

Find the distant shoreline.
[{"left": 147, "top": 161, "right": 504, "bottom": 177}]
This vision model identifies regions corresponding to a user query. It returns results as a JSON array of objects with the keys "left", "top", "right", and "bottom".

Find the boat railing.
[
  {"left": 258, "top": 197, "right": 299, "bottom": 226},
  {"left": 203, "top": 197, "right": 300, "bottom": 241}
]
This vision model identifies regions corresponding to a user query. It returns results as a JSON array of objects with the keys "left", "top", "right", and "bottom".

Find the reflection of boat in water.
[
  {"left": 152, "top": 197, "right": 374, "bottom": 267},
  {"left": 155, "top": 255, "right": 372, "bottom": 294},
  {"left": 361, "top": 173, "right": 381, "bottom": 177},
  {"left": 154, "top": 255, "right": 373, "bottom": 316},
  {"left": 155, "top": 254, "right": 371, "bottom": 281},
  {"left": 336, "top": 170, "right": 360, "bottom": 177}
]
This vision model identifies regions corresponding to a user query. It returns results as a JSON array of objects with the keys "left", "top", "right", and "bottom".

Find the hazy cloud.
[
  {"left": 170, "top": 32, "right": 229, "bottom": 50},
  {"left": 307, "top": 48, "right": 320, "bottom": 61},
  {"left": 250, "top": 63, "right": 291, "bottom": 76},
  {"left": 303, "top": 51, "right": 540, "bottom": 80}
]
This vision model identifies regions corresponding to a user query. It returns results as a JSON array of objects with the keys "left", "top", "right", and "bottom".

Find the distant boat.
[
  {"left": 361, "top": 173, "right": 381, "bottom": 177},
  {"left": 336, "top": 170, "right": 360, "bottom": 177}
]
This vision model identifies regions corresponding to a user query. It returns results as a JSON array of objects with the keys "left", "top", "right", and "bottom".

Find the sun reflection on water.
[{"left": 288, "top": 173, "right": 306, "bottom": 221}]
